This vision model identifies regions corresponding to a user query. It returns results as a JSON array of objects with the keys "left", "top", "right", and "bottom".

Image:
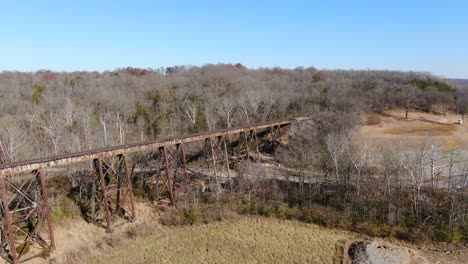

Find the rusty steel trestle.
[
  {"left": 91, "top": 154, "right": 136, "bottom": 232},
  {"left": 0, "top": 119, "right": 298, "bottom": 263},
  {"left": 0, "top": 169, "right": 55, "bottom": 263}
]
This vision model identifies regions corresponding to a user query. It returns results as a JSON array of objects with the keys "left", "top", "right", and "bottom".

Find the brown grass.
[
  {"left": 85, "top": 218, "right": 356, "bottom": 264},
  {"left": 384, "top": 123, "right": 456, "bottom": 135},
  {"left": 25, "top": 203, "right": 466, "bottom": 264}
]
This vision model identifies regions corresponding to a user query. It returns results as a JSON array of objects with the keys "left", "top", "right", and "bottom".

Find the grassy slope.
[{"left": 85, "top": 218, "right": 355, "bottom": 264}]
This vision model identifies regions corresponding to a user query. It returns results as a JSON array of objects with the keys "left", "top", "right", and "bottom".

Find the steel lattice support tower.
[
  {"left": 204, "top": 136, "right": 232, "bottom": 195},
  {"left": 0, "top": 169, "right": 55, "bottom": 263},
  {"left": 150, "top": 144, "right": 188, "bottom": 206},
  {"left": 237, "top": 129, "right": 260, "bottom": 161},
  {"left": 90, "top": 154, "right": 136, "bottom": 232}
]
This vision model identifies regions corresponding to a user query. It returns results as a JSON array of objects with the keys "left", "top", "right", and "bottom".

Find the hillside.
[
  {"left": 0, "top": 67, "right": 463, "bottom": 163},
  {"left": 33, "top": 210, "right": 467, "bottom": 264},
  {"left": 447, "top": 79, "right": 468, "bottom": 90}
]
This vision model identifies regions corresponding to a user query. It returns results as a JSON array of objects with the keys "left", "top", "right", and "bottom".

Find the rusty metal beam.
[
  {"left": 96, "top": 158, "right": 112, "bottom": 232},
  {"left": 161, "top": 146, "right": 175, "bottom": 205},
  {"left": 0, "top": 120, "right": 296, "bottom": 176},
  {"left": 179, "top": 143, "right": 188, "bottom": 180},
  {"left": 204, "top": 135, "right": 232, "bottom": 195},
  {"left": 37, "top": 169, "right": 55, "bottom": 250},
  {"left": 122, "top": 154, "right": 136, "bottom": 221},
  {"left": 207, "top": 138, "right": 220, "bottom": 195},
  {"left": 0, "top": 170, "right": 57, "bottom": 263},
  {"left": 0, "top": 177, "right": 18, "bottom": 264}
]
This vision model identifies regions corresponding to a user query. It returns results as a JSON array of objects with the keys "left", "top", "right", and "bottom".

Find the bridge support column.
[
  {"left": 180, "top": 143, "right": 189, "bottom": 180},
  {"left": 0, "top": 177, "right": 18, "bottom": 264},
  {"left": 0, "top": 170, "right": 56, "bottom": 263},
  {"left": 237, "top": 129, "right": 260, "bottom": 162},
  {"left": 204, "top": 136, "right": 231, "bottom": 194},
  {"left": 96, "top": 158, "right": 112, "bottom": 232},
  {"left": 153, "top": 144, "right": 188, "bottom": 206},
  {"left": 37, "top": 169, "right": 55, "bottom": 250},
  {"left": 161, "top": 146, "right": 175, "bottom": 206},
  {"left": 267, "top": 125, "right": 282, "bottom": 156},
  {"left": 122, "top": 154, "right": 137, "bottom": 222},
  {"left": 92, "top": 155, "right": 137, "bottom": 232}
]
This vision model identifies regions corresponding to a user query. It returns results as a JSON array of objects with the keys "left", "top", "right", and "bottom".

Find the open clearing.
[
  {"left": 28, "top": 203, "right": 356, "bottom": 264},
  {"left": 84, "top": 218, "right": 354, "bottom": 264},
  {"left": 359, "top": 110, "right": 467, "bottom": 150},
  {"left": 47, "top": 212, "right": 466, "bottom": 264},
  {"left": 22, "top": 205, "right": 466, "bottom": 264}
]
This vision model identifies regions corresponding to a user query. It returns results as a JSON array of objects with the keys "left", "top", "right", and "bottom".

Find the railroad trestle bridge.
[{"left": 0, "top": 118, "right": 306, "bottom": 263}]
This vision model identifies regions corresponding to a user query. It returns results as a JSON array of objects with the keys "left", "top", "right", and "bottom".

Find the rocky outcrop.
[{"left": 347, "top": 241, "right": 430, "bottom": 264}]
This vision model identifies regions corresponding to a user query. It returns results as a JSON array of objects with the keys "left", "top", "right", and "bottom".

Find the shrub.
[
  {"left": 52, "top": 196, "right": 80, "bottom": 223},
  {"left": 40, "top": 248, "right": 51, "bottom": 259},
  {"left": 451, "top": 229, "right": 464, "bottom": 243},
  {"left": 432, "top": 226, "right": 452, "bottom": 242},
  {"left": 160, "top": 208, "right": 185, "bottom": 226},
  {"left": 355, "top": 223, "right": 394, "bottom": 237},
  {"left": 201, "top": 205, "right": 235, "bottom": 223},
  {"left": 184, "top": 206, "right": 199, "bottom": 225},
  {"left": 300, "top": 213, "right": 327, "bottom": 226},
  {"left": 276, "top": 203, "right": 290, "bottom": 219}
]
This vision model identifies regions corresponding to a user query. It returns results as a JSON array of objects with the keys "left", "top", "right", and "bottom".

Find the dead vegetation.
[
  {"left": 85, "top": 217, "right": 354, "bottom": 264},
  {"left": 384, "top": 123, "right": 455, "bottom": 135}
]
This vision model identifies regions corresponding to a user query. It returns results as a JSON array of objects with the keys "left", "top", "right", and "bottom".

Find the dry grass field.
[
  {"left": 24, "top": 203, "right": 356, "bottom": 264},
  {"left": 20, "top": 204, "right": 465, "bottom": 264},
  {"left": 359, "top": 110, "right": 467, "bottom": 150},
  {"left": 84, "top": 218, "right": 355, "bottom": 264}
]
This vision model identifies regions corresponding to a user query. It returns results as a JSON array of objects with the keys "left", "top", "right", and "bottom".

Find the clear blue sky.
[{"left": 1, "top": 0, "right": 467, "bottom": 78}]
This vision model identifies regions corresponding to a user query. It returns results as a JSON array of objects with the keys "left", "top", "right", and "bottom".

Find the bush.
[
  {"left": 40, "top": 248, "right": 51, "bottom": 259},
  {"left": 394, "top": 226, "right": 410, "bottom": 241},
  {"left": 52, "top": 195, "right": 80, "bottom": 223},
  {"left": 451, "top": 229, "right": 464, "bottom": 243},
  {"left": 184, "top": 206, "right": 199, "bottom": 225},
  {"left": 201, "top": 205, "right": 235, "bottom": 223},
  {"left": 432, "top": 226, "right": 452, "bottom": 242},
  {"left": 276, "top": 203, "right": 290, "bottom": 219},
  {"left": 355, "top": 223, "right": 394, "bottom": 237},
  {"left": 159, "top": 208, "right": 185, "bottom": 226},
  {"left": 407, "top": 227, "right": 429, "bottom": 243},
  {"left": 429, "top": 226, "right": 464, "bottom": 243},
  {"left": 300, "top": 213, "right": 327, "bottom": 226}
]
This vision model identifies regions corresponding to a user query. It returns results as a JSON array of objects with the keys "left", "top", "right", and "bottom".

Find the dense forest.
[{"left": 0, "top": 64, "right": 466, "bottom": 163}]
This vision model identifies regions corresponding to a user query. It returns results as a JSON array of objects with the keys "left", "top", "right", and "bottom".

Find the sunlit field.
[{"left": 85, "top": 218, "right": 354, "bottom": 264}]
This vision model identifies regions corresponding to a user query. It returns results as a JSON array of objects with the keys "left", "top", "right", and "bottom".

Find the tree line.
[{"left": 0, "top": 65, "right": 465, "bottom": 163}]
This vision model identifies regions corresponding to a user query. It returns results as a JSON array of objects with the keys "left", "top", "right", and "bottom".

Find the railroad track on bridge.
[{"left": 0, "top": 118, "right": 309, "bottom": 263}]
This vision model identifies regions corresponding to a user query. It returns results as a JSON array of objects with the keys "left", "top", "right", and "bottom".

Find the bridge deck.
[{"left": 0, "top": 119, "right": 293, "bottom": 176}]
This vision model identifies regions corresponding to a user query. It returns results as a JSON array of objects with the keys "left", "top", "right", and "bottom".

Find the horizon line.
[{"left": 0, "top": 64, "right": 464, "bottom": 79}]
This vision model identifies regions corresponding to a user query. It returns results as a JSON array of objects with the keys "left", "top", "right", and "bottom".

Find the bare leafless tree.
[
  {"left": 41, "top": 112, "right": 63, "bottom": 155},
  {"left": 0, "top": 119, "right": 27, "bottom": 162}
]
